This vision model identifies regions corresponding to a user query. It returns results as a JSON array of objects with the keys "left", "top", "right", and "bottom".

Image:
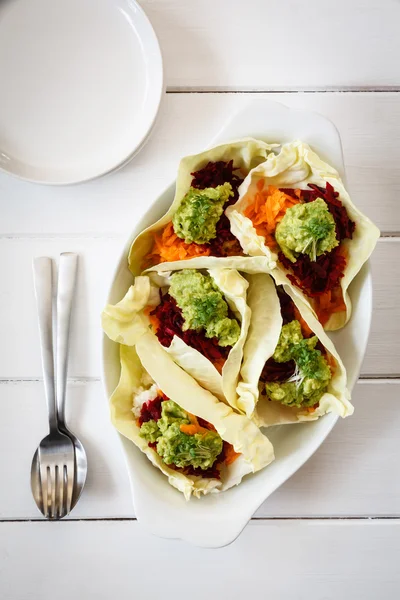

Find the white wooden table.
[{"left": 1, "top": 1, "right": 400, "bottom": 597}]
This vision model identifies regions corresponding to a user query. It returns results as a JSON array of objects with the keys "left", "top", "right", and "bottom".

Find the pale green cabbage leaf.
[
  {"left": 227, "top": 140, "right": 380, "bottom": 330},
  {"left": 236, "top": 273, "right": 353, "bottom": 426},
  {"left": 102, "top": 268, "right": 251, "bottom": 411},
  {"left": 110, "top": 342, "right": 274, "bottom": 499},
  {"left": 236, "top": 273, "right": 282, "bottom": 417},
  {"left": 128, "top": 138, "right": 278, "bottom": 276}
]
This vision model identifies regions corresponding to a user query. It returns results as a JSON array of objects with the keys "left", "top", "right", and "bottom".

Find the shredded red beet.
[
  {"left": 279, "top": 247, "right": 346, "bottom": 298},
  {"left": 260, "top": 357, "right": 296, "bottom": 383},
  {"left": 281, "top": 182, "right": 355, "bottom": 242},
  {"left": 208, "top": 213, "right": 244, "bottom": 257},
  {"left": 197, "top": 417, "right": 215, "bottom": 430},
  {"left": 191, "top": 160, "right": 243, "bottom": 200},
  {"left": 189, "top": 160, "right": 244, "bottom": 257},
  {"left": 180, "top": 462, "right": 221, "bottom": 480},
  {"left": 307, "top": 183, "right": 355, "bottom": 241},
  {"left": 138, "top": 396, "right": 163, "bottom": 427},
  {"left": 276, "top": 286, "right": 296, "bottom": 324},
  {"left": 276, "top": 183, "right": 350, "bottom": 299},
  {"left": 150, "top": 294, "right": 231, "bottom": 365}
]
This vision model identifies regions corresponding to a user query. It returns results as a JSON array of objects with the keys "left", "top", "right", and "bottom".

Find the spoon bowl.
[{"left": 58, "top": 425, "right": 87, "bottom": 508}]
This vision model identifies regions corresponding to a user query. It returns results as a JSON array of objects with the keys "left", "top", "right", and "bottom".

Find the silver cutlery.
[
  {"left": 31, "top": 253, "right": 86, "bottom": 518},
  {"left": 55, "top": 253, "right": 87, "bottom": 508}
]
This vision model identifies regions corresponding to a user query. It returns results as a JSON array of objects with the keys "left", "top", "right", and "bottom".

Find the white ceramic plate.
[
  {"left": 102, "top": 100, "right": 372, "bottom": 548},
  {"left": 0, "top": 0, "right": 163, "bottom": 184}
]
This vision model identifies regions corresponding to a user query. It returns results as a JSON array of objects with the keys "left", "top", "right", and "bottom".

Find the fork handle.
[
  {"left": 33, "top": 257, "right": 58, "bottom": 433},
  {"left": 56, "top": 253, "right": 78, "bottom": 428}
]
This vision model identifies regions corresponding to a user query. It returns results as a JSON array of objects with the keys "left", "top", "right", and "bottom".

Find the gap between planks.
[
  {"left": 2, "top": 516, "right": 400, "bottom": 524},
  {"left": 166, "top": 87, "right": 400, "bottom": 94}
]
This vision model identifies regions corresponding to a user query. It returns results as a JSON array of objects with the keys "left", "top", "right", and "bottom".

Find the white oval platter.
[{"left": 102, "top": 99, "right": 372, "bottom": 548}]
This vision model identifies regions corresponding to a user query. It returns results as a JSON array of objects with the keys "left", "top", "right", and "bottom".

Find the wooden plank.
[
  {"left": 1, "top": 380, "right": 399, "bottom": 520},
  {"left": 365, "top": 239, "right": 400, "bottom": 375},
  {"left": 139, "top": 0, "right": 400, "bottom": 91},
  {"left": 0, "top": 92, "right": 399, "bottom": 234},
  {"left": 1, "top": 520, "right": 400, "bottom": 599},
  {"left": 0, "top": 237, "right": 397, "bottom": 378}
]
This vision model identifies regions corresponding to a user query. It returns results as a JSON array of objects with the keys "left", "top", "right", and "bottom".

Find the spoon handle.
[
  {"left": 56, "top": 253, "right": 78, "bottom": 428},
  {"left": 33, "top": 257, "right": 57, "bottom": 433}
]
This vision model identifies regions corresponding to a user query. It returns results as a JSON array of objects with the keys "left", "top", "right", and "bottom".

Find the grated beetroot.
[
  {"left": 208, "top": 213, "right": 244, "bottom": 257},
  {"left": 150, "top": 293, "right": 231, "bottom": 365},
  {"left": 306, "top": 183, "right": 355, "bottom": 241},
  {"left": 191, "top": 160, "right": 243, "bottom": 200},
  {"left": 138, "top": 396, "right": 163, "bottom": 427},
  {"left": 279, "top": 247, "right": 346, "bottom": 298},
  {"left": 190, "top": 160, "right": 244, "bottom": 257},
  {"left": 260, "top": 357, "right": 296, "bottom": 383},
  {"left": 281, "top": 182, "right": 355, "bottom": 242},
  {"left": 276, "top": 286, "right": 296, "bottom": 324}
]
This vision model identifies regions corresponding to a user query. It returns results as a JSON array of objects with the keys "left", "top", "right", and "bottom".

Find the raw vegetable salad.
[{"left": 102, "top": 137, "right": 379, "bottom": 498}]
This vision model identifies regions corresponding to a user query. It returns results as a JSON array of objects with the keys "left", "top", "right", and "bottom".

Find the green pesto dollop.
[
  {"left": 265, "top": 320, "right": 332, "bottom": 408},
  {"left": 139, "top": 400, "right": 223, "bottom": 470},
  {"left": 172, "top": 182, "right": 233, "bottom": 244},
  {"left": 275, "top": 198, "right": 338, "bottom": 263},
  {"left": 169, "top": 270, "right": 241, "bottom": 347}
]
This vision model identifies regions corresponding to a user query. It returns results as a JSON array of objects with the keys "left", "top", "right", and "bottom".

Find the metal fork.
[{"left": 31, "top": 257, "right": 75, "bottom": 519}]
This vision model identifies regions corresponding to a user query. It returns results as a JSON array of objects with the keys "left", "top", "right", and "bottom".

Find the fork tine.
[
  {"left": 53, "top": 465, "right": 59, "bottom": 519},
  {"left": 39, "top": 462, "right": 49, "bottom": 518},
  {"left": 57, "top": 464, "right": 64, "bottom": 519},
  {"left": 49, "top": 465, "right": 57, "bottom": 519}
]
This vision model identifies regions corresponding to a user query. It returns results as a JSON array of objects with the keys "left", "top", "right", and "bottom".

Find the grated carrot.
[
  {"left": 293, "top": 305, "right": 314, "bottom": 339},
  {"left": 244, "top": 184, "right": 300, "bottom": 249},
  {"left": 180, "top": 414, "right": 210, "bottom": 436},
  {"left": 143, "top": 306, "right": 159, "bottom": 332},
  {"left": 213, "top": 356, "right": 226, "bottom": 375},
  {"left": 143, "top": 222, "right": 211, "bottom": 268},
  {"left": 224, "top": 443, "right": 240, "bottom": 465},
  {"left": 314, "top": 288, "right": 346, "bottom": 326},
  {"left": 325, "top": 351, "right": 337, "bottom": 374},
  {"left": 180, "top": 423, "right": 208, "bottom": 436}
]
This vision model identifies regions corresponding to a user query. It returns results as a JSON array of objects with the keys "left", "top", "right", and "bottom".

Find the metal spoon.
[{"left": 55, "top": 253, "right": 87, "bottom": 508}]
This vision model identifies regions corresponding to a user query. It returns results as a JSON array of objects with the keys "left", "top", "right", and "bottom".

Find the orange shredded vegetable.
[
  {"left": 180, "top": 414, "right": 214, "bottom": 436},
  {"left": 180, "top": 423, "right": 209, "bottom": 436},
  {"left": 143, "top": 306, "right": 159, "bottom": 332},
  {"left": 325, "top": 351, "right": 337, "bottom": 374},
  {"left": 144, "top": 222, "right": 211, "bottom": 268},
  {"left": 293, "top": 305, "right": 314, "bottom": 339},
  {"left": 244, "top": 183, "right": 300, "bottom": 248},
  {"left": 314, "top": 288, "right": 346, "bottom": 326},
  {"left": 213, "top": 356, "right": 226, "bottom": 375},
  {"left": 223, "top": 443, "right": 240, "bottom": 465}
]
